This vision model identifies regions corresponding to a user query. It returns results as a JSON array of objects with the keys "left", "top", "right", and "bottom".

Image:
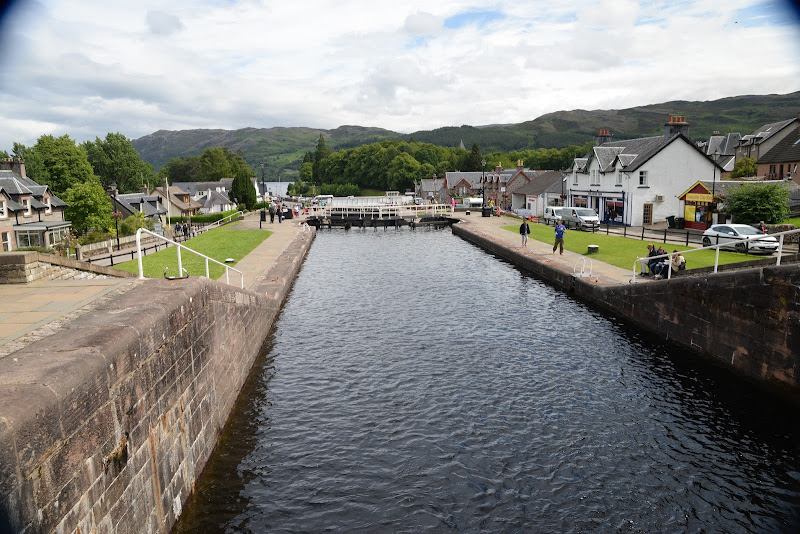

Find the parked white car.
[
  {"left": 701, "top": 224, "right": 779, "bottom": 254},
  {"left": 543, "top": 206, "right": 564, "bottom": 224},
  {"left": 562, "top": 207, "right": 600, "bottom": 230}
]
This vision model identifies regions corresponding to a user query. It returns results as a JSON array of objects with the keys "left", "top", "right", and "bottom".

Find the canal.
[{"left": 174, "top": 229, "right": 800, "bottom": 533}]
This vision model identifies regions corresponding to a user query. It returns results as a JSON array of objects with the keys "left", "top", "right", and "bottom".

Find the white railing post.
[
  {"left": 177, "top": 245, "right": 183, "bottom": 275},
  {"left": 777, "top": 234, "right": 784, "bottom": 266},
  {"left": 205, "top": 257, "right": 209, "bottom": 278},
  {"left": 136, "top": 229, "right": 145, "bottom": 279},
  {"left": 714, "top": 247, "right": 720, "bottom": 273}
]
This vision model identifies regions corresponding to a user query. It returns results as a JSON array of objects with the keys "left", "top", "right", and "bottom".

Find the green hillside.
[{"left": 132, "top": 91, "right": 800, "bottom": 173}]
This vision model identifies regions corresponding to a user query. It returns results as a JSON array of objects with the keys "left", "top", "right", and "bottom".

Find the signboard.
[
  {"left": 686, "top": 193, "right": 712, "bottom": 202},
  {"left": 153, "top": 222, "right": 163, "bottom": 236}
]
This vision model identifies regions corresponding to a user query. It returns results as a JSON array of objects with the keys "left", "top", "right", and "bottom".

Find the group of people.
[
  {"left": 173, "top": 222, "right": 191, "bottom": 240},
  {"left": 645, "top": 244, "right": 686, "bottom": 279},
  {"left": 519, "top": 217, "right": 566, "bottom": 254}
]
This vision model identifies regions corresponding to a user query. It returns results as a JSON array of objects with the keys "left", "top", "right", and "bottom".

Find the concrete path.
[
  {"left": 0, "top": 212, "right": 307, "bottom": 355},
  {"left": 452, "top": 212, "right": 645, "bottom": 285}
]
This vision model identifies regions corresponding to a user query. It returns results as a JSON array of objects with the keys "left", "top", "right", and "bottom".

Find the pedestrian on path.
[
  {"left": 269, "top": 203, "right": 275, "bottom": 223},
  {"left": 519, "top": 217, "right": 530, "bottom": 248},
  {"left": 553, "top": 219, "right": 566, "bottom": 254},
  {"left": 277, "top": 203, "right": 283, "bottom": 223}
]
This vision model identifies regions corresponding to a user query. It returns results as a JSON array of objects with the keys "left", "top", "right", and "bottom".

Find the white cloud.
[{"left": 0, "top": 0, "right": 798, "bottom": 151}]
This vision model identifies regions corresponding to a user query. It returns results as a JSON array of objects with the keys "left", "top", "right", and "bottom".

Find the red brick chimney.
[
  {"left": 665, "top": 115, "right": 690, "bottom": 139},
  {"left": 596, "top": 129, "right": 612, "bottom": 146}
]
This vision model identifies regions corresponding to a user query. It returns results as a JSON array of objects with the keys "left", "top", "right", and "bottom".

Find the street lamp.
[
  {"left": 109, "top": 181, "right": 122, "bottom": 250},
  {"left": 711, "top": 147, "right": 721, "bottom": 225},
  {"left": 260, "top": 162, "right": 265, "bottom": 203},
  {"left": 481, "top": 158, "right": 487, "bottom": 207}
]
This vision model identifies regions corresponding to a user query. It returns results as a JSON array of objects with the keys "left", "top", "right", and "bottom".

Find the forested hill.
[{"left": 132, "top": 91, "right": 800, "bottom": 172}]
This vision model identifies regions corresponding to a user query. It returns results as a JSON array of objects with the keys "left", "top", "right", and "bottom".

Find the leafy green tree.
[
  {"left": 721, "top": 183, "right": 789, "bottom": 224},
  {"left": 730, "top": 156, "right": 758, "bottom": 179},
  {"left": 300, "top": 161, "right": 313, "bottom": 183},
  {"left": 387, "top": 152, "right": 421, "bottom": 191},
  {"left": 200, "top": 147, "right": 236, "bottom": 181},
  {"left": 83, "top": 132, "right": 155, "bottom": 193},
  {"left": 63, "top": 180, "right": 113, "bottom": 235},
  {"left": 158, "top": 156, "right": 202, "bottom": 184},
  {"left": 230, "top": 167, "right": 257, "bottom": 209},
  {"left": 18, "top": 134, "right": 97, "bottom": 196}
]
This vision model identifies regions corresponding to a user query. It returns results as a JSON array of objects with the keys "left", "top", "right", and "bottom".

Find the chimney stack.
[
  {"left": 595, "top": 129, "right": 612, "bottom": 146},
  {"left": 665, "top": 115, "right": 690, "bottom": 140},
  {"left": 0, "top": 157, "right": 27, "bottom": 178}
]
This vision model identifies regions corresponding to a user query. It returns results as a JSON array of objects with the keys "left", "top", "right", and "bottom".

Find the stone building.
[{"left": 0, "top": 158, "right": 70, "bottom": 251}]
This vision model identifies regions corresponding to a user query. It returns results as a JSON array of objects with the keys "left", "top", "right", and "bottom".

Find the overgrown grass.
[
  {"left": 503, "top": 221, "right": 763, "bottom": 270},
  {"left": 114, "top": 223, "right": 271, "bottom": 279}
]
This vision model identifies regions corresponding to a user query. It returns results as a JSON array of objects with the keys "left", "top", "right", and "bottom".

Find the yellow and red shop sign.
[{"left": 685, "top": 193, "right": 713, "bottom": 202}]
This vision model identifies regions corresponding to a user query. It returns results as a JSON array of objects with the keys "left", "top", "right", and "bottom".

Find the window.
[
  {"left": 16, "top": 230, "right": 41, "bottom": 248},
  {"left": 573, "top": 172, "right": 578, "bottom": 185},
  {"left": 23, "top": 197, "right": 31, "bottom": 215},
  {"left": 639, "top": 170, "right": 648, "bottom": 187},
  {"left": 0, "top": 199, "right": 6, "bottom": 218},
  {"left": 45, "top": 196, "right": 51, "bottom": 213},
  {"left": 616, "top": 172, "right": 622, "bottom": 186},
  {"left": 1, "top": 231, "right": 11, "bottom": 251},
  {"left": 590, "top": 170, "right": 600, "bottom": 185}
]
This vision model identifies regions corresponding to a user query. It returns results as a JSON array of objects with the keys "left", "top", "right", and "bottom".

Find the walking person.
[
  {"left": 553, "top": 219, "right": 566, "bottom": 254},
  {"left": 519, "top": 217, "right": 531, "bottom": 248},
  {"left": 277, "top": 203, "right": 283, "bottom": 223},
  {"left": 269, "top": 202, "right": 275, "bottom": 223}
]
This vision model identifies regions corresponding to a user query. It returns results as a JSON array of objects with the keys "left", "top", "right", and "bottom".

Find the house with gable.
[
  {"left": 418, "top": 177, "right": 447, "bottom": 202},
  {"left": 149, "top": 185, "right": 203, "bottom": 219},
  {"left": 482, "top": 162, "right": 534, "bottom": 208},
  {"left": 756, "top": 121, "right": 800, "bottom": 182},
  {"left": 172, "top": 179, "right": 236, "bottom": 214},
  {"left": 510, "top": 171, "right": 566, "bottom": 216},
  {"left": 705, "top": 131, "right": 740, "bottom": 176},
  {"left": 444, "top": 172, "right": 483, "bottom": 199},
  {"left": 735, "top": 115, "right": 800, "bottom": 165},
  {"left": 106, "top": 183, "right": 167, "bottom": 221},
  {"left": 570, "top": 116, "right": 721, "bottom": 227},
  {"left": 0, "top": 158, "right": 70, "bottom": 251}
]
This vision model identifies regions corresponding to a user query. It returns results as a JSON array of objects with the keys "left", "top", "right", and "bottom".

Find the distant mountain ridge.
[{"left": 131, "top": 91, "right": 800, "bottom": 172}]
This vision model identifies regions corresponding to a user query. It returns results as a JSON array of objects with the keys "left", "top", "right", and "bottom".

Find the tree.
[
  {"left": 313, "top": 134, "right": 332, "bottom": 184},
  {"left": 63, "top": 181, "right": 113, "bottom": 235},
  {"left": 230, "top": 167, "right": 257, "bottom": 209},
  {"left": 730, "top": 156, "right": 758, "bottom": 179},
  {"left": 83, "top": 132, "right": 155, "bottom": 193},
  {"left": 18, "top": 134, "right": 97, "bottom": 196},
  {"left": 721, "top": 183, "right": 789, "bottom": 224},
  {"left": 466, "top": 142, "right": 483, "bottom": 171},
  {"left": 200, "top": 147, "right": 236, "bottom": 181}
]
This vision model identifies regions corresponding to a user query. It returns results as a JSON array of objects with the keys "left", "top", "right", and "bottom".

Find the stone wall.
[
  {"left": 0, "top": 230, "right": 314, "bottom": 533},
  {"left": 453, "top": 224, "right": 800, "bottom": 395},
  {"left": 0, "top": 252, "right": 136, "bottom": 284}
]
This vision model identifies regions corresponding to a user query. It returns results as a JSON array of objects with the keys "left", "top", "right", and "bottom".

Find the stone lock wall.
[
  {"left": 0, "top": 231, "right": 313, "bottom": 533},
  {"left": 453, "top": 224, "right": 800, "bottom": 395}
]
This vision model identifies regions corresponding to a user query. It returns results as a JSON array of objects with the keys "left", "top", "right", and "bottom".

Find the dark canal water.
[{"left": 174, "top": 229, "right": 800, "bottom": 533}]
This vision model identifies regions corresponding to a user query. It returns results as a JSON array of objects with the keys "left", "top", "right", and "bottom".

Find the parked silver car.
[{"left": 701, "top": 224, "right": 778, "bottom": 254}]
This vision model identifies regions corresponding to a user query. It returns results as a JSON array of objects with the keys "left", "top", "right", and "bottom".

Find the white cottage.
[{"left": 570, "top": 116, "right": 721, "bottom": 227}]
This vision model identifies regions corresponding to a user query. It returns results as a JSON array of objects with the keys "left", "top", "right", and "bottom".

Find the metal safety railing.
[
  {"left": 135, "top": 228, "right": 244, "bottom": 288},
  {"left": 316, "top": 204, "right": 453, "bottom": 220},
  {"left": 202, "top": 210, "right": 244, "bottom": 231},
  {"left": 573, "top": 257, "right": 593, "bottom": 278},
  {"left": 632, "top": 227, "right": 800, "bottom": 283}
]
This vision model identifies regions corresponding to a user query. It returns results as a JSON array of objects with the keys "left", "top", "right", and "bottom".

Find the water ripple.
[{"left": 175, "top": 229, "right": 800, "bottom": 534}]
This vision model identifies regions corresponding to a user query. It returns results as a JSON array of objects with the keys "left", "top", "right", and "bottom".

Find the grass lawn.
[
  {"left": 784, "top": 216, "right": 800, "bottom": 227},
  {"left": 503, "top": 220, "right": 765, "bottom": 271},
  {"left": 114, "top": 223, "right": 272, "bottom": 279}
]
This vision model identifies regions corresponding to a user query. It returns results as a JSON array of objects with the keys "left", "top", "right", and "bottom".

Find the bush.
[
  {"left": 722, "top": 183, "right": 789, "bottom": 224},
  {"left": 169, "top": 209, "right": 243, "bottom": 224},
  {"left": 79, "top": 230, "right": 112, "bottom": 245}
]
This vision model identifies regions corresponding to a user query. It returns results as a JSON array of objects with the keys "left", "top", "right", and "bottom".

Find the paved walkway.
[
  {"left": 452, "top": 212, "right": 645, "bottom": 285},
  {"left": 0, "top": 212, "right": 306, "bottom": 355}
]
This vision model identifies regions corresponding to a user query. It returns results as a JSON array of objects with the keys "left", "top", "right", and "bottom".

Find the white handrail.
[
  {"left": 135, "top": 228, "right": 244, "bottom": 288},
  {"left": 318, "top": 203, "right": 453, "bottom": 219},
  {"left": 202, "top": 210, "right": 244, "bottom": 231},
  {"left": 632, "top": 227, "right": 800, "bottom": 283}
]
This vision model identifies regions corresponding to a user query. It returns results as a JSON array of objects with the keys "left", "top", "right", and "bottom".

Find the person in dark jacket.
[{"left": 519, "top": 217, "right": 531, "bottom": 247}]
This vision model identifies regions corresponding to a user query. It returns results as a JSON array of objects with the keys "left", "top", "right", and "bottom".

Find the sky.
[{"left": 0, "top": 0, "right": 799, "bottom": 152}]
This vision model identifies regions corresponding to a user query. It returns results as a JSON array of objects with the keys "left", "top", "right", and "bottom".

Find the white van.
[
  {"left": 543, "top": 206, "right": 564, "bottom": 224},
  {"left": 313, "top": 194, "right": 334, "bottom": 205},
  {"left": 562, "top": 207, "right": 600, "bottom": 229}
]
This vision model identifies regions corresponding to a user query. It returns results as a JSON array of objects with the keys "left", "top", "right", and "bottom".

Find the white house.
[{"left": 570, "top": 116, "right": 721, "bottom": 227}]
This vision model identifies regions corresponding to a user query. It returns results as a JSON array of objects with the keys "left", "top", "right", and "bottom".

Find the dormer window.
[
  {"left": 45, "top": 196, "right": 52, "bottom": 213},
  {"left": 23, "top": 197, "right": 31, "bottom": 216},
  {"left": 0, "top": 199, "right": 6, "bottom": 219}
]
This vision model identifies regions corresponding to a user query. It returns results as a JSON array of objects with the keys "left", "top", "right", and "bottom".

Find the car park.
[
  {"left": 702, "top": 224, "right": 778, "bottom": 254},
  {"left": 561, "top": 207, "right": 600, "bottom": 230}
]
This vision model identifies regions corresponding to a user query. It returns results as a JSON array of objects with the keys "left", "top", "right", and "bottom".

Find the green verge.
[
  {"left": 503, "top": 221, "right": 766, "bottom": 270},
  {"left": 114, "top": 222, "right": 272, "bottom": 279},
  {"left": 784, "top": 216, "right": 800, "bottom": 227}
]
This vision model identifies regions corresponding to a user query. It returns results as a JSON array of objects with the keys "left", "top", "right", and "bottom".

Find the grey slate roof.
[
  {"left": 198, "top": 190, "right": 233, "bottom": 209},
  {"left": 746, "top": 118, "right": 798, "bottom": 143},
  {"left": 581, "top": 133, "right": 706, "bottom": 174},
  {"left": 757, "top": 127, "right": 800, "bottom": 164},
  {"left": 445, "top": 172, "right": 483, "bottom": 188},
  {"left": 707, "top": 133, "right": 741, "bottom": 156},
  {"left": 172, "top": 179, "right": 234, "bottom": 196},
  {"left": 512, "top": 171, "right": 563, "bottom": 196},
  {"left": 0, "top": 169, "right": 67, "bottom": 208}
]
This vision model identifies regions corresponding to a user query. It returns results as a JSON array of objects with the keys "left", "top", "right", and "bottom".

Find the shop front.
[
  {"left": 602, "top": 196, "right": 625, "bottom": 225},
  {"left": 679, "top": 181, "right": 715, "bottom": 230}
]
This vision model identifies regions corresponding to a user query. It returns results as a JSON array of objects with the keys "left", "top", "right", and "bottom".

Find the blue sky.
[{"left": 0, "top": 0, "right": 798, "bottom": 150}]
